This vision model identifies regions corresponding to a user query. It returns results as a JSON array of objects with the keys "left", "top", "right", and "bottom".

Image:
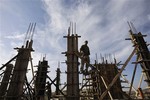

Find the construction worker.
[{"left": 80, "top": 40, "right": 90, "bottom": 74}]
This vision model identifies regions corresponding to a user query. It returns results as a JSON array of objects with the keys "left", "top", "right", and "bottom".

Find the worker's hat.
[{"left": 85, "top": 40, "right": 88, "bottom": 43}]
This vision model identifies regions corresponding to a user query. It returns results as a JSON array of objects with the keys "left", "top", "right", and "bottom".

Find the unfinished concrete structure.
[
  {"left": 55, "top": 67, "right": 61, "bottom": 95},
  {"left": 126, "top": 22, "right": 150, "bottom": 99},
  {"left": 96, "top": 63, "right": 123, "bottom": 99},
  {"left": 79, "top": 61, "right": 124, "bottom": 100},
  {"left": 35, "top": 58, "right": 49, "bottom": 100},
  {"left": 129, "top": 28, "right": 150, "bottom": 86},
  {"left": 63, "top": 23, "right": 80, "bottom": 100},
  {"left": 0, "top": 23, "right": 149, "bottom": 100},
  {"left": 6, "top": 40, "right": 33, "bottom": 100},
  {"left": 0, "top": 23, "right": 35, "bottom": 100}
]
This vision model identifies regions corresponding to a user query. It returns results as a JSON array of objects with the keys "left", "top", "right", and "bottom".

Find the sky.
[{"left": 0, "top": 0, "right": 150, "bottom": 92}]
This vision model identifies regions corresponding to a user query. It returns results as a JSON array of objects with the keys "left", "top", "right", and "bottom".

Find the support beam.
[
  {"left": 129, "top": 55, "right": 139, "bottom": 96},
  {"left": 100, "top": 76, "right": 113, "bottom": 100},
  {"left": 47, "top": 75, "right": 65, "bottom": 96}
]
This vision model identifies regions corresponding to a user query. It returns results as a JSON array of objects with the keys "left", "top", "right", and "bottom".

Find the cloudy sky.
[{"left": 0, "top": 0, "right": 150, "bottom": 91}]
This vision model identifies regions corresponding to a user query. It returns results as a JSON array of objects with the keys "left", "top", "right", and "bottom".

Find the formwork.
[
  {"left": 129, "top": 31, "right": 150, "bottom": 86},
  {"left": 63, "top": 23, "right": 81, "bottom": 100},
  {"left": 80, "top": 62, "right": 123, "bottom": 100},
  {"left": 6, "top": 40, "right": 33, "bottom": 100},
  {"left": 35, "top": 59, "right": 49, "bottom": 100},
  {"left": 96, "top": 63, "right": 123, "bottom": 99}
]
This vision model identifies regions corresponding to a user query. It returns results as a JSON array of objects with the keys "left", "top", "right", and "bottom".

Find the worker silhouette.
[{"left": 80, "top": 40, "right": 90, "bottom": 74}]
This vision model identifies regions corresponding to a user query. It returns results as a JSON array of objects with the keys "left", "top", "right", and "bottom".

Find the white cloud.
[
  {"left": 4, "top": 32, "right": 25, "bottom": 40},
  {"left": 148, "top": 14, "right": 150, "bottom": 20}
]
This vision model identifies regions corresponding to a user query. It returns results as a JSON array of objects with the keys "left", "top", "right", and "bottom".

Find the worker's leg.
[
  {"left": 85, "top": 56, "right": 90, "bottom": 72},
  {"left": 80, "top": 57, "right": 84, "bottom": 73}
]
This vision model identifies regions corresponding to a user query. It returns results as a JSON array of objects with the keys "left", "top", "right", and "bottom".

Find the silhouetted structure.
[
  {"left": 63, "top": 23, "right": 80, "bottom": 100},
  {"left": 129, "top": 31, "right": 150, "bottom": 86},
  {"left": 0, "top": 23, "right": 149, "bottom": 100},
  {"left": 6, "top": 40, "right": 33, "bottom": 100},
  {"left": 97, "top": 63, "right": 123, "bottom": 99},
  {"left": 35, "top": 59, "right": 49, "bottom": 100},
  {"left": 56, "top": 68, "right": 61, "bottom": 95}
]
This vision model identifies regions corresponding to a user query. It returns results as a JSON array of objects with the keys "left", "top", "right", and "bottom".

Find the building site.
[{"left": 0, "top": 21, "right": 150, "bottom": 100}]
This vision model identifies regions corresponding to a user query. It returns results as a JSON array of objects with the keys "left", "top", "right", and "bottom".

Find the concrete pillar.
[
  {"left": 35, "top": 59, "right": 48, "bottom": 100},
  {"left": 6, "top": 40, "right": 33, "bottom": 100},
  {"left": 64, "top": 24, "right": 80, "bottom": 100}
]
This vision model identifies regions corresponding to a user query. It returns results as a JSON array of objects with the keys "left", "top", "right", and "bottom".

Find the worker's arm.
[{"left": 80, "top": 45, "right": 83, "bottom": 53}]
